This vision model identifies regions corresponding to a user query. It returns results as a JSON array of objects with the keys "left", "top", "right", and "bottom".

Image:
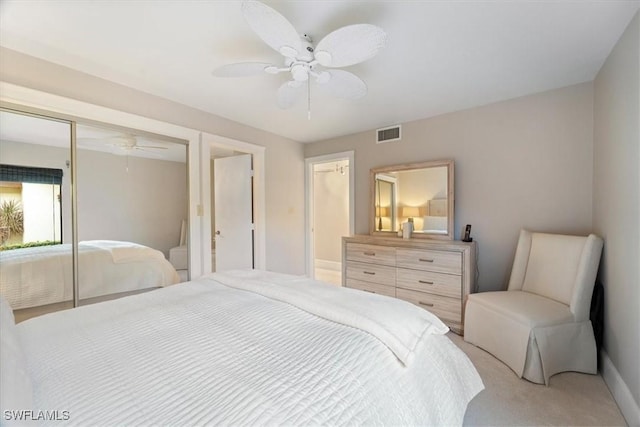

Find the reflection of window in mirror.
[
  {"left": 375, "top": 174, "right": 396, "bottom": 231},
  {"left": 0, "top": 165, "right": 63, "bottom": 247}
]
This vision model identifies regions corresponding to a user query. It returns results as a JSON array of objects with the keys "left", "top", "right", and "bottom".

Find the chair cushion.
[
  {"left": 467, "top": 290, "right": 574, "bottom": 328},
  {"left": 521, "top": 233, "right": 586, "bottom": 305}
]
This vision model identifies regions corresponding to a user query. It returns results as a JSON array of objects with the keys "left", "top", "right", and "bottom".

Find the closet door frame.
[
  {"left": 0, "top": 105, "right": 80, "bottom": 306},
  {"left": 1, "top": 98, "right": 192, "bottom": 306}
]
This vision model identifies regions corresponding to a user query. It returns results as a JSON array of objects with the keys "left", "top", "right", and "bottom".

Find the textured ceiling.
[{"left": 1, "top": 1, "right": 638, "bottom": 143}]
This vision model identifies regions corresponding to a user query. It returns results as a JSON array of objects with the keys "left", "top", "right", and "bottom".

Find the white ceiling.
[{"left": 1, "top": 1, "right": 638, "bottom": 143}]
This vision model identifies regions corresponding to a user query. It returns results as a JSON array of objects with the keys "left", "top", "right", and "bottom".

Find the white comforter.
[
  {"left": 0, "top": 240, "right": 180, "bottom": 310},
  {"left": 17, "top": 270, "right": 483, "bottom": 426}
]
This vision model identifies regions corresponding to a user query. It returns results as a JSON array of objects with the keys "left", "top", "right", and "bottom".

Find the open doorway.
[{"left": 305, "top": 151, "right": 354, "bottom": 286}]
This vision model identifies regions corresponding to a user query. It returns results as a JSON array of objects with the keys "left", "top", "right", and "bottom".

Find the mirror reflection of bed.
[
  {"left": 0, "top": 111, "right": 188, "bottom": 321},
  {"left": 372, "top": 160, "right": 454, "bottom": 240}
]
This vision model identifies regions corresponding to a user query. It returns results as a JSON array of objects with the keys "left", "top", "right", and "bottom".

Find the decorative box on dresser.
[{"left": 342, "top": 235, "right": 476, "bottom": 335}]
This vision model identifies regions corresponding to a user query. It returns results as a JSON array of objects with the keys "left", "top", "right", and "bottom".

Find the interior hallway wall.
[{"left": 313, "top": 165, "right": 349, "bottom": 264}]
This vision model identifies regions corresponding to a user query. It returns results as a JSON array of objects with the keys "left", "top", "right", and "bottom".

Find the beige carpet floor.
[{"left": 448, "top": 333, "right": 627, "bottom": 426}]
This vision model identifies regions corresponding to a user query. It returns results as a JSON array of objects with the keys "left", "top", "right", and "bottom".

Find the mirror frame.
[{"left": 369, "top": 159, "right": 454, "bottom": 240}]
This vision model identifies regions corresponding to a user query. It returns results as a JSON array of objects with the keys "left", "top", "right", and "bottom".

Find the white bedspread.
[
  {"left": 17, "top": 270, "right": 483, "bottom": 426},
  {"left": 0, "top": 240, "right": 179, "bottom": 310}
]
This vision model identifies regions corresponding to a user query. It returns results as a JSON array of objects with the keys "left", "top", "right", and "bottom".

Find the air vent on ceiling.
[{"left": 376, "top": 125, "right": 401, "bottom": 143}]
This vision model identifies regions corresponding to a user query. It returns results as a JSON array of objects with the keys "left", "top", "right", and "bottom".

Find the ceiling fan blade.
[
  {"left": 314, "top": 24, "right": 387, "bottom": 68},
  {"left": 241, "top": 0, "right": 302, "bottom": 58},
  {"left": 134, "top": 145, "right": 168, "bottom": 150},
  {"left": 277, "top": 81, "right": 303, "bottom": 109},
  {"left": 317, "top": 70, "right": 367, "bottom": 100},
  {"left": 212, "top": 62, "right": 272, "bottom": 77}
]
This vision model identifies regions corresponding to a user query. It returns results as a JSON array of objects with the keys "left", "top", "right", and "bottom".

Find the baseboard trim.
[
  {"left": 315, "top": 259, "right": 341, "bottom": 272},
  {"left": 601, "top": 349, "right": 640, "bottom": 426}
]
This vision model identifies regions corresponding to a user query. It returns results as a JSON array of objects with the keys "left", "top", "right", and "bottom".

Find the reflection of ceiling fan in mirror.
[{"left": 78, "top": 134, "right": 168, "bottom": 156}]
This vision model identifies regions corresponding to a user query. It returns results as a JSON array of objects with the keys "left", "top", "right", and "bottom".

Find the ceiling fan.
[
  {"left": 78, "top": 134, "right": 168, "bottom": 155},
  {"left": 212, "top": 0, "right": 387, "bottom": 117}
]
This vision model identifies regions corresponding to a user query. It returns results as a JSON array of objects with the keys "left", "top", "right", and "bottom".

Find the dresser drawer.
[
  {"left": 345, "top": 278, "right": 396, "bottom": 297},
  {"left": 396, "top": 288, "right": 462, "bottom": 327},
  {"left": 346, "top": 243, "right": 396, "bottom": 266},
  {"left": 396, "top": 269, "right": 461, "bottom": 299},
  {"left": 346, "top": 261, "right": 395, "bottom": 286},
  {"left": 396, "top": 248, "right": 462, "bottom": 275}
]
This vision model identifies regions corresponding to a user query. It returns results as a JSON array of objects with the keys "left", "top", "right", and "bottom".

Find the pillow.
[
  {"left": 0, "top": 296, "right": 33, "bottom": 417},
  {"left": 422, "top": 215, "right": 447, "bottom": 231}
]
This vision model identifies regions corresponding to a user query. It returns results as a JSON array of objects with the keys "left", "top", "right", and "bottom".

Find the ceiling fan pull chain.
[{"left": 307, "top": 79, "right": 311, "bottom": 120}]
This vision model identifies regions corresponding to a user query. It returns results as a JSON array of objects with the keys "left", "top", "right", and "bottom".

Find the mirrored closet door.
[
  {"left": 0, "top": 109, "right": 73, "bottom": 318},
  {"left": 0, "top": 107, "right": 189, "bottom": 321},
  {"left": 75, "top": 123, "right": 188, "bottom": 303}
]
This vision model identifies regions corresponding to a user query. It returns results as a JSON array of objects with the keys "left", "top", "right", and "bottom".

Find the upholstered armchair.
[{"left": 464, "top": 229, "right": 604, "bottom": 384}]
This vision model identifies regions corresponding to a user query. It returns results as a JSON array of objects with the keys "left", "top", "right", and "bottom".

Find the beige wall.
[
  {"left": 306, "top": 82, "right": 594, "bottom": 292},
  {"left": 76, "top": 148, "right": 187, "bottom": 257},
  {"left": 0, "top": 47, "right": 306, "bottom": 275},
  {"left": 593, "top": 11, "right": 640, "bottom": 417}
]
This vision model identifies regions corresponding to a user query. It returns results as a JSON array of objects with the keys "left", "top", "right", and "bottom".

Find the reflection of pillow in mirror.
[{"left": 422, "top": 216, "right": 447, "bottom": 231}]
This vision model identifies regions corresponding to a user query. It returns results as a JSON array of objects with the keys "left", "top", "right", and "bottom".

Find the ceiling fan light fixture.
[
  {"left": 214, "top": 1, "right": 386, "bottom": 115},
  {"left": 314, "top": 50, "right": 332, "bottom": 67},
  {"left": 291, "top": 64, "right": 309, "bottom": 81}
]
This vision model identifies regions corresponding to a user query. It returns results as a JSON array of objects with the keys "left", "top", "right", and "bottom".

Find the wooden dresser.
[{"left": 342, "top": 235, "right": 476, "bottom": 335}]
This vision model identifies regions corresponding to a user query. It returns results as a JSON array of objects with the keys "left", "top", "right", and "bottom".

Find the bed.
[
  {"left": 0, "top": 240, "right": 180, "bottom": 310},
  {"left": 1, "top": 270, "right": 483, "bottom": 426}
]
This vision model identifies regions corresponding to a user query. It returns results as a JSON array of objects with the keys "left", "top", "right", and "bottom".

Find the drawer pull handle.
[
  {"left": 363, "top": 271, "right": 376, "bottom": 275},
  {"left": 418, "top": 280, "right": 434, "bottom": 285},
  {"left": 419, "top": 258, "right": 434, "bottom": 263},
  {"left": 363, "top": 251, "right": 376, "bottom": 256},
  {"left": 419, "top": 301, "right": 434, "bottom": 307}
]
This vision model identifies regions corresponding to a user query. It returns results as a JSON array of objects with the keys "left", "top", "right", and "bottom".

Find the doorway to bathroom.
[{"left": 305, "top": 151, "right": 354, "bottom": 286}]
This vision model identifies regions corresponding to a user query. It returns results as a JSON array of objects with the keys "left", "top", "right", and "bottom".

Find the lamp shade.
[
  {"left": 401, "top": 206, "right": 420, "bottom": 218},
  {"left": 376, "top": 206, "right": 390, "bottom": 217}
]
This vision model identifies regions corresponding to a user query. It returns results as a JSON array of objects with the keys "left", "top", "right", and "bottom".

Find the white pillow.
[{"left": 0, "top": 296, "right": 33, "bottom": 416}]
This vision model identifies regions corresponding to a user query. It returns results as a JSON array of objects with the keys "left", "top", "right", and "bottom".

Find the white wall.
[
  {"left": 306, "top": 82, "right": 594, "bottom": 292},
  {"left": 0, "top": 47, "right": 306, "bottom": 275},
  {"left": 22, "top": 183, "right": 61, "bottom": 242},
  {"left": 593, "top": 11, "right": 639, "bottom": 424}
]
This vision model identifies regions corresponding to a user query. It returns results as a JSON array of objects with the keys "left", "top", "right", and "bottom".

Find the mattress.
[
  {"left": 0, "top": 240, "right": 180, "bottom": 309},
  {"left": 15, "top": 270, "right": 483, "bottom": 426}
]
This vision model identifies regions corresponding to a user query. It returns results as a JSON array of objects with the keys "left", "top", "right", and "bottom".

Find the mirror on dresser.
[{"left": 370, "top": 159, "right": 454, "bottom": 240}]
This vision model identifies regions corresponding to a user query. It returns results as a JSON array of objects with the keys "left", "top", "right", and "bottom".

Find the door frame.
[
  {"left": 201, "top": 133, "right": 266, "bottom": 271},
  {"left": 304, "top": 151, "right": 354, "bottom": 279}
]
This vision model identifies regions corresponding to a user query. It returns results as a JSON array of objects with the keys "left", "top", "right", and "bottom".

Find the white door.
[{"left": 214, "top": 154, "right": 253, "bottom": 271}]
